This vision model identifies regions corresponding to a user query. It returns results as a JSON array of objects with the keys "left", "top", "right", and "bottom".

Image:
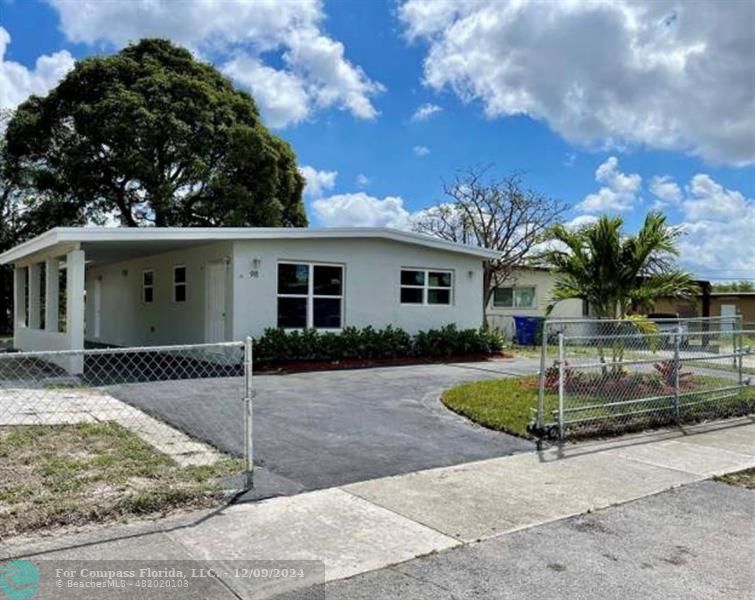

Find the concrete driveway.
[{"left": 108, "top": 358, "right": 538, "bottom": 499}]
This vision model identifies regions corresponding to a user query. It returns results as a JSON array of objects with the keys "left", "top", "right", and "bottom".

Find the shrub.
[{"left": 253, "top": 325, "right": 503, "bottom": 365}]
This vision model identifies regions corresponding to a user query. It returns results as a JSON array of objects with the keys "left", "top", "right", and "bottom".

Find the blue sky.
[{"left": 1, "top": 0, "right": 753, "bottom": 281}]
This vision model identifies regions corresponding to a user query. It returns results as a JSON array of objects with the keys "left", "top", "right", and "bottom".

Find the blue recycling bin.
[{"left": 513, "top": 316, "right": 544, "bottom": 346}]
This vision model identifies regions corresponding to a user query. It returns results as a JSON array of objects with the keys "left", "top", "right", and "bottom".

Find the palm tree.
[{"left": 542, "top": 211, "right": 698, "bottom": 367}]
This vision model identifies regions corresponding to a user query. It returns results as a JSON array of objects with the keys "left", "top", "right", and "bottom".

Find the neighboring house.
[
  {"left": 708, "top": 292, "right": 755, "bottom": 327},
  {"left": 486, "top": 266, "right": 586, "bottom": 337},
  {"left": 655, "top": 288, "right": 754, "bottom": 328},
  {"left": 0, "top": 227, "right": 499, "bottom": 372}
]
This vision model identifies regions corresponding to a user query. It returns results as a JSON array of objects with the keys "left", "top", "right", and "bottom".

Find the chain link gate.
[
  {"left": 0, "top": 339, "right": 256, "bottom": 497},
  {"left": 533, "top": 317, "right": 754, "bottom": 441}
]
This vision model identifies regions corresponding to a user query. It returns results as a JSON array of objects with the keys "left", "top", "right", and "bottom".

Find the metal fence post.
[
  {"left": 244, "top": 336, "right": 254, "bottom": 489},
  {"left": 673, "top": 327, "right": 681, "bottom": 424},
  {"left": 536, "top": 322, "right": 548, "bottom": 430},
  {"left": 558, "top": 332, "right": 565, "bottom": 442}
]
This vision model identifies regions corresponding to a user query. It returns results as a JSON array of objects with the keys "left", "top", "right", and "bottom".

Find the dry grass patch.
[
  {"left": 716, "top": 468, "right": 755, "bottom": 490},
  {"left": 0, "top": 422, "right": 243, "bottom": 539}
]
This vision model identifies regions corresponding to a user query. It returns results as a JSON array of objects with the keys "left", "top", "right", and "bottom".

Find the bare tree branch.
[{"left": 413, "top": 167, "right": 568, "bottom": 325}]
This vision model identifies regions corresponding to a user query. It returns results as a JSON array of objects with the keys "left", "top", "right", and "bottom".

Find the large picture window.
[
  {"left": 400, "top": 269, "right": 453, "bottom": 305},
  {"left": 493, "top": 286, "right": 536, "bottom": 308},
  {"left": 277, "top": 262, "right": 343, "bottom": 329}
]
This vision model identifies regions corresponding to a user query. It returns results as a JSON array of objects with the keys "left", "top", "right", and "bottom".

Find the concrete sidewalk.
[{"left": 3, "top": 417, "right": 754, "bottom": 599}]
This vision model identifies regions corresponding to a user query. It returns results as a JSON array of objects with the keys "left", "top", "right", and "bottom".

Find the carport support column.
[
  {"left": 66, "top": 249, "right": 86, "bottom": 375},
  {"left": 45, "top": 258, "right": 60, "bottom": 332},
  {"left": 13, "top": 266, "right": 27, "bottom": 347},
  {"left": 27, "top": 263, "right": 41, "bottom": 329}
]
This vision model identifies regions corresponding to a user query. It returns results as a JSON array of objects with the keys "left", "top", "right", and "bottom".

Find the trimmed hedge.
[{"left": 254, "top": 325, "right": 504, "bottom": 365}]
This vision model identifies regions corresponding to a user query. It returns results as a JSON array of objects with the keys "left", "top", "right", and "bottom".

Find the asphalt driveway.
[{"left": 108, "top": 358, "right": 537, "bottom": 499}]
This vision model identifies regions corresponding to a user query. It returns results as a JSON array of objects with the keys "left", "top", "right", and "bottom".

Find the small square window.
[{"left": 401, "top": 269, "right": 453, "bottom": 305}]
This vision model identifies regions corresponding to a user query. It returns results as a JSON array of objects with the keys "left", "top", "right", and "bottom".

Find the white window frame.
[
  {"left": 277, "top": 261, "right": 344, "bottom": 329},
  {"left": 172, "top": 265, "right": 187, "bottom": 303},
  {"left": 142, "top": 269, "right": 154, "bottom": 304},
  {"left": 493, "top": 285, "right": 537, "bottom": 308},
  {"left": 400, "top": 268, "right": 454, "bottom": 306}
]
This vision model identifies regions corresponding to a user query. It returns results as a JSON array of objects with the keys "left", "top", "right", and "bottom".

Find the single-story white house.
[
  {"left": 0, "top": 227, "right": 499, "bottom": 371},
  {"left": 486, "top": 266, "right": 587, "bottom": 337}
]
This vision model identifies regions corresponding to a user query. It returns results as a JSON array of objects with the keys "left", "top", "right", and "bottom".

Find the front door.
[
  {"left": 205, "top": 261, "right": 227, "bottom": 343},
  {"left": 721, "top": 304, "right": 737, "bottom": 332}
]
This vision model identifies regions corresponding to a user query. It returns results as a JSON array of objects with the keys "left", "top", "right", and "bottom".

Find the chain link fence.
[
  {"left": 0, "top": 340, "right": 255, "bottom": 531},
  {"left": 533, "top": 318, "right": 754, "bottom": 441}
]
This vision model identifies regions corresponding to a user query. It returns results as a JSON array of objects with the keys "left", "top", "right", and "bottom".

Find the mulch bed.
[{"left": 255, "top": 352, "right": 513, "bottom": 374}]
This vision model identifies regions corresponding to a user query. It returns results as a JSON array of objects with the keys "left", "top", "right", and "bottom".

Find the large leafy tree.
[
  {"left": 542, "top": 211, "right": 697, "bottom": 319},
  {"left": 3, "top": 38, "right": 307, "bottom": 228}
]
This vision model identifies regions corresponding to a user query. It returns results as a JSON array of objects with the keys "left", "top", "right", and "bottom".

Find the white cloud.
[
  {"left": 682, "top": 174, "right": 750, "bottom": 222},
  {"left": 566, "top": 215, "right": 598, "bottom": 230},
  {"left": 223, "top": 57, "right": 309, "bottom": 128},
  {"left": 297, "top": 165, "right": 337, "bottom": 198},
  {"left": 411, "top": 102, "right": 442, "bottom": 122},
  {"left": 312, "top": 193, "right": 413, "bottom": 228},
  {"left": 355, "top": 174, "right": 370, "bottom": 187},
  {"left": 649, "top": 175, "right": 682, "bottom": 206},
  {"left": 47, "top": 0, "right": 382, "bottom": 128},
  {"left": 0, "top": 27, "right": 74, "bottom": 111},
  {"left": 576, "top": 157, "right": 641, "bottom": 213},
  {"left": 413, "top": 145, "right": 430, "bottom": 157},
  {"left": 399, "top": 0, "right": 755, "bottom": 166},
  {"left": 675, "top": 175, "right": 755, "bottom": 275}
]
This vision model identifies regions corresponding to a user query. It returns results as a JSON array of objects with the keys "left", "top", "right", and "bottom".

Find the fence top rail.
[
  {"left": 561, "top": 351, "right": 751, "bottom": 371},
  {"left": 545, "top": 315, "right": 741, "bottom": 325},
  {"left": 0, "top": 341, "right": 245, "bottom": 360},
  {"left": 562, "top": 329, "right": 754, "bottom": 342}
]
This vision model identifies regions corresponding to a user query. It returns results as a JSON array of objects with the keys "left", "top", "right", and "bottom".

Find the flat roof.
[{"left": 0, "top": 226, "right": 501, "bottom": 265}]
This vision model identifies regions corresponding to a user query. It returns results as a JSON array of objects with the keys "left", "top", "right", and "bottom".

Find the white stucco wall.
[
  {"left": 486, "top": 268, "right": 584, "bottom": 338},
  {"left": 83, "top": 237, "right": 485, "bottom": 346},
  {"left": 84, "top": 242, "right": 234, "bottom": 347},
  {"left": 231, "top": 238, "right": 485, "bottom": 338}
]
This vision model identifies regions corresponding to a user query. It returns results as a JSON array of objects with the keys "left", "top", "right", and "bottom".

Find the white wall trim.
[{"left": 0, "top": 226, "right": 500, "bottom": 265}]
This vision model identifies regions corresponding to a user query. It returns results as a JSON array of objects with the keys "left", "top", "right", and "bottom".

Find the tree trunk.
[{"left": 482, "top": 266, "right": 493, "bottom": 329}]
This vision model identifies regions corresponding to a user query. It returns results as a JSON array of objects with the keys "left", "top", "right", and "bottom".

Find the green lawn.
[
  {"left": 442, "top": 375, "right": 755, "bottom": 440},
  {"left": 0, "top": 422, "right": 243, "bottom": 538},
  {"left": 441, "top": 376, "right": 555, "bottom": 438}
]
